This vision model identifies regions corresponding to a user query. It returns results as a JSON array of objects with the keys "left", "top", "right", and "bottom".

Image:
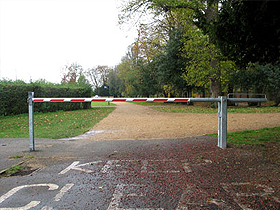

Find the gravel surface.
[{"left": 86, "top": 102, "right": 280, "bottom": 141}]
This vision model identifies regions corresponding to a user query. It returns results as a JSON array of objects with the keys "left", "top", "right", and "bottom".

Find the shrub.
[{"left": 0, "top": 80, "right": 92, "bottom": 116}]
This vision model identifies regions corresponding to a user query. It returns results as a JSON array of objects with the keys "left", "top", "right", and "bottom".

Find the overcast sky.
[{"left": 0, "top": 0, "right": 137, "bottom": 83}]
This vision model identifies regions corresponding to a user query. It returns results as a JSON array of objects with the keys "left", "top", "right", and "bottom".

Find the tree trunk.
[
  {"left": 273, "top": 92, "right": 280, "bottom": 106},
  {"left": 209, "top": 58, "right": 220, "bottom": 98},
  {"left": 210, "top": 78, "right": 221, "bottom": 98}
]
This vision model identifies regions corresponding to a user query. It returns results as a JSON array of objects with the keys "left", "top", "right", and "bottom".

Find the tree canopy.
[{"left": 214, "top": 0, "right": 280, "bottom": 67}]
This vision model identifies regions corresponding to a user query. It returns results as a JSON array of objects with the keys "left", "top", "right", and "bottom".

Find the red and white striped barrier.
[
  {"left": 28, "top": 91, "right": 268, "bottom": 152},
  {"left": 32, "top": 98, "right": 190, "bottom": 102}
]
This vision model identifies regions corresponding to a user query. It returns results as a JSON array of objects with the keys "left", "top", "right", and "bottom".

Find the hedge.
[{"left": 0, "top": 82, "right": 92, "bottom": 116}]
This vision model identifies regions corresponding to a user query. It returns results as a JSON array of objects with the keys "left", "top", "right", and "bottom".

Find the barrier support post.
[
  {"left": 28, "top": 92, "right": 35, "bottom": 151},
  {"left": 218, "top": 96, "right": 227, "bottom": 149}
]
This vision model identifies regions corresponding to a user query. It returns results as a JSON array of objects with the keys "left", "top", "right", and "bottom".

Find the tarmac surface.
[
  {"left": 1, "top": 103, "right": 279, "bottom": 209},
  {"left": 0, "top": 136, "right": 279, "bottom": 209}
]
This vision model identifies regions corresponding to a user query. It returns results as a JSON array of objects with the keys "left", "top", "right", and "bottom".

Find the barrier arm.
[{"left": 28, "top": 93, "right": 267, "bottom": 151}]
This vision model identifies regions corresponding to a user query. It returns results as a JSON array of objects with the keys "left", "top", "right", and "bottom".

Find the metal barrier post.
[
  {"left": 28, "top": 92, "right": 35, "bottom": 151},
  {"left": 218, "top": 96, "right": 227, "bottom": 149}
]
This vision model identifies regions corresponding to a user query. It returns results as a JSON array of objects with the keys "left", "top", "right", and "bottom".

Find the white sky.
[{"left": 0, "top": 0, "right": 137, "bottom": 83}]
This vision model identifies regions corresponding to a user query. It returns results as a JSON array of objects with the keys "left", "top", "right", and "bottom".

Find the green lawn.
[
  {"left": 133, "top": 102, "right": 279, "bottom": 113},
  {"left": 208, "top": 127, "right": 280, "bottom": 145},
  {"left": 91, "top": 102, "right": 116, "bottom": 106},
  {"left": 0, "top": 107, "right": 115, "bottom": 139}
]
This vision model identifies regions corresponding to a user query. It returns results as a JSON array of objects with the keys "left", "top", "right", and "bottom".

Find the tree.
[
  {"left": 155, "top": 28, "right": 191, "bottom": 97},
  {"left": 86, "top": 66, "right": 111, "bottom": 90},
  {"left": 120, "top": 0, "right": 224, "bottom": 98},
  {"left": 182, "top": 25, "right": 236, "bottom": 97},
  {"left": 214, "top": 0, "right": 280, "bottom": 68},
  {"left": 61, "top": 63, "right": 83, "bottom": 84},
  {"left": 117, "top": 55, "right": 138, "bottom": 96},
  {"left": 249, "top": 63, "right": 280, "bottom": 106},
  {"left": 107, "top": 67, "right": 122, "bottom": 97}
]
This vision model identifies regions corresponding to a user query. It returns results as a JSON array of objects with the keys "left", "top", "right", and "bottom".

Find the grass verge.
[
  {"left": 0, "top": 107, "right": 115, "bottom": 139},
  {"left": 208, "top": 127, "right": 280, "bottom": 145},
  {"left": 133, "top": 102, "right": 279, "bottom": 113},
  {"left": 208, "top": 127, "right": 280, "bottom": 164},
  {"left": 5, "top": 165, "right": 23, "bottom": 175},
  {"left": 91, "top": 102, "right": 116, "bottom": 106}
]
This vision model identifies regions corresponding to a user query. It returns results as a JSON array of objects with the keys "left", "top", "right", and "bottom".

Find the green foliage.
[
  {"left": 214, "top": 0, "right": 280, "bottom": 68},
  {"left": 118, "top": 0, "right": 279, "bottom": 100},
  {"left": 233, "top": 63, "right": 280, "bottom": 104},
  {"left": 182, "top": 25, "right": 236, "bottom": 96},
  {"left": 5, "top": 165, "right": 23, "bottom": 175},
  {"left": 119, "top": 0, "right": 235, "bottom": 98},
  {"left": 155, "top": 28, "right": 191, "bottom": 97},
  {"left": 0, "top": 80, "right": 93, "bottom": 116},
  {"left": 107, "top": 68, "right": 122, "bottom": 97},
  {"left": 182, "top": 27, "right": 215, "bottom": 87}
]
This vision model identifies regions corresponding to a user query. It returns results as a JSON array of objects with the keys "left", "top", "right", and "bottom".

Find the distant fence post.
[
  {"left": 28, "top": 92, "right": 35, "bottom": 151},
  {"left": 218, "top": 96, "right": 227, "bottom": 149}
]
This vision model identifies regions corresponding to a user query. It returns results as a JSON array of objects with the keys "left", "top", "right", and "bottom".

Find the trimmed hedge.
[{"left": 0, "top": 82, "right": 92, "bottom": 116}]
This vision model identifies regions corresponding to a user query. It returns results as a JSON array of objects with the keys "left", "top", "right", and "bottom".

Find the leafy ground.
[
  {"left": 133, "top": 101, "right": 280, "bottom": 113},
  {"left": 209, "top": 127, "right": 280, "bottom": 165},
  {"left": 0, "top": 107, "right": 115, "bottom": 139}
]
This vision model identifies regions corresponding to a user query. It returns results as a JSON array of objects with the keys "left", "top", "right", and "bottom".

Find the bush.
[{"left": 0, "top": 80, "right": 93, "bottom": 116}]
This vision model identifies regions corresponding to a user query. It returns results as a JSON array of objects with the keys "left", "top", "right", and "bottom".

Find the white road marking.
[
  {"left": 59, "top": 161, "right": 80, "bottom": 175},
  {"left": 70, "top": 167, "right": 94, "bottom": 174},
  {"left": 0, "top": 184, "right": 58, "bottom": 204},
  {"left": 107, "top": 184, "right": 163, "bottom": 210},
  {"left": 0, "top": 184, "right": 58, "bottom": 210},
  {"left": 221, "top": 182, "right": 279, "bottom": 210},
  {"left": 176, "top": 184, "right": 229, "bottom": 209},
  {"left": 208, "top": 199, "right": 228, "bottom": 207},
  {"left": 101, "top": 160, "right": 119, "bottom": 173},
  {"left": 141, "top": 160, "right": 148, "bottom": 173},
  {"left": 41, "top": 206, "right": 53, "bottom": 210},
  {"left": 60, "top": 159, "right": 188, "bottom": 175},
  {"left": 0, "top": 201, "right": 41, "bottom": 210},
  {"left": 54, "top": 183, "right": 74, "bottom": 201},
  {"left": 182, "top": 162, "right": 192, "bottom": 173},
  {"left": 107, "top": 184, "right": 124, "bottom": 210},
  {"left": 203, "top": 159, "right": 212, "bottom": 164},
  {"left": 75, "top": 160, "right": 103, "bottom": 167}
]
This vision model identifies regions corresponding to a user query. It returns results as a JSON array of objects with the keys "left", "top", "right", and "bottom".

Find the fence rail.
[{"left": 27, "top": 92, "right": 267, "bottom": 151}]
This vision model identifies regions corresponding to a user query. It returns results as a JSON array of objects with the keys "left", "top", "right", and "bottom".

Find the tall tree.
[
  {"left": 155, "top": 28, "right": 191, "bottom": 97},
  {"left": 86, "top": 66, "right": 111, "bottom": 90},
  {"left": 214, "top": 0, "right": 280, "bottom": 68},
  {"left": 107, "top": 67, "right": 122, "bottom": 97},
  {"left": 120, "top": 0, "right": 224, "bottom": 98}
]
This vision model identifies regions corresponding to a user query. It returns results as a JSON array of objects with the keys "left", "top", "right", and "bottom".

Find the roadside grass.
[
  {"left": 9, "top": 155, "right": 23, "bottom": 159},
  {"left": 4, "top": 165, "right": 23, "bottom": 175},
  {"left": 133, "top": 101, "right": 279, "bottom": 113},
  {"left": 208, "top": 127, "right": 280, "bottom": 145},
  {"left": 208, "top": 127, "right": 280, "bottom": 164},
  {"left": 0, "top": 107, "right": 115, "bottom": 139},
  {"left": 91, "top": 102, "right": 116, "bottom": 106}
]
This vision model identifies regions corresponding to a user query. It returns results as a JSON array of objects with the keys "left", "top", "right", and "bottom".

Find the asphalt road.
[{"left": 0, "top": 136, "right": 279, "bottom": 210}]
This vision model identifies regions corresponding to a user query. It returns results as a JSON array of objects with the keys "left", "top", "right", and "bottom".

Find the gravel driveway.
[{"left": 85, "top": 102, "right": 280, "bottom": 141}]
